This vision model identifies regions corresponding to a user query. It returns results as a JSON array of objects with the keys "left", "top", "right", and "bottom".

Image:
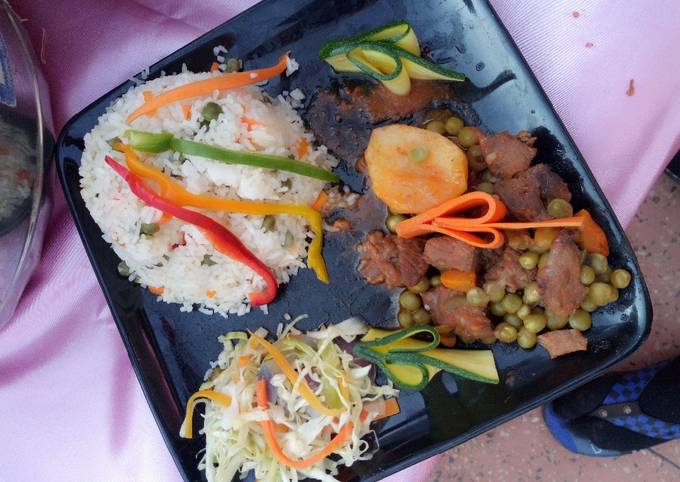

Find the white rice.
[
  {"left": 79, "top": 69, "right": 336, "bottom": 316},
  {"left": 0, "top": 120, "right": 34, "bottom": 223}
]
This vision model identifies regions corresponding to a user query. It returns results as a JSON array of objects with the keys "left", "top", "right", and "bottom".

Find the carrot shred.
[
  {"left": 297, "top": 138, "right": 309, "bottom": 159},
  {"left": 574, "top": 209, "right": 609, "bottom": 256},
  {"left": 182, "top": 104, "right": 191, "bottom": 120},
  {"left": 379, "top": 397, "right": 400, "bottom": 420},
  {"left": 206, "top": 289, "right": 217, "bottom": 298},
  {"left": 210, "top": 61, "right": 220, "bottom": 72},
  {"left": 440, "top": 270, "right": 476, "bottom": 292},
  {"left": 238, "top": 355, "right": 252, "bottom": 367},
  {"left": 256, "top": 380, "right": 354, "bottom": 469},
  {"left": 180, "top": 389, "right": 232, "bottom": 438},
  {"left": 241, "top": 115, "right": 259, "bottom": 131},
  {"left": 128, "top": 53, "right": 289, "bottom": 122},
  {"left": 311, "top": 190, "right": 328, "bottom": 212},
  {"left": 158, "top": 212, "right": 173, "bottom": 224},
  {"left": 149, "top": 286, "right": 165, "bottom": 295}
]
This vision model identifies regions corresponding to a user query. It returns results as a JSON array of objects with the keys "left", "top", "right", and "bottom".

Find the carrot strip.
[
  {"left": 379, "top": 398, "right": 400, "bottom": 420},
  {"left": 256, "top": 380, "right": 354, "bottom": 469},
  {"left": 149, "top": 286, "right": 164, "bottom": 295},
  {"left": 206, "top": 289, "right": 216, "bottom": 298},
  {"left": 209, "top": 62, "right": 220, "bottom": 72},
  {"left": 440, "top": 270, "right": 476, "bottom": 292},
  {"left": 128, "top": 53, "right": 289, "bottom": 122},
  {"left": 238, "top": 355, "right": 252, "bottom": 367},
  {"left": 182, "top": 104, "right": 191, "bottom": 120},
  {"left": 434, "top": 216, "right": 584, "bottom": 230},
  {"left": 249, "top": 334, "right": 346, "bottom": 417},
  {"left": 180, "top": 389, "right": 232, "bottom": 438},
  {"left": 158, "top": 212, "right": 173, "bottom": 224},
  {"left": 574, "top": 209, "right": 609, "bottom": 256},
  {"left": 311, "top": 190, "right": 328, "bottom": 212},
  {"left": 298, "top": 138, "right": 309, "bottom": 159}
]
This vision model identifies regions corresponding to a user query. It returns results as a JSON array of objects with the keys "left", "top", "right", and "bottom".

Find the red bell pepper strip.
[{"left": 105, "top": 156, "right": 277, "bottom": 306}]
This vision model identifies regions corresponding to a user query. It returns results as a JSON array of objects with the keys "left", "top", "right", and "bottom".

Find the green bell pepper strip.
[{"left": 124, "top": 129, "right": 339, "bottom": 182}]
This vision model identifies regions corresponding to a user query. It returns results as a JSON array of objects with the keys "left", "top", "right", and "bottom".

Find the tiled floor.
[{"left": 432, "top": 174, "right": 680, "bottom": 482}]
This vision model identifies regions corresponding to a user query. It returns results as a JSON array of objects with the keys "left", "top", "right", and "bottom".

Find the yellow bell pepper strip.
[
  {"left": 116, "top": 144, "right": 329, "bottom": 283},
  {"left": 180, "top": 389, "right": 232, "bottom": 439},
  {"left": 105, "top": 156, "right": 278, "bottom": 305},
  {"left": 256, "top": 379, "right": 354, "bottom": 469},
  {"left": 124, "top": 129, "right": 339, "bottom": 182},
  {"left": 127, "top": 53, "right": 290, "bottom": 122},
  {"left": 249, "top": 333, "right": 346, "bottom": 417}
]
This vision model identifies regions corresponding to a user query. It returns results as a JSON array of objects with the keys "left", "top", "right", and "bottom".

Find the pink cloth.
[{"left": 2, "top": 1, "right": 679, "bottom": 481}]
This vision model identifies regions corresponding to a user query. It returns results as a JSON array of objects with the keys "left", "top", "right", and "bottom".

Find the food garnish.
[
  {"left": 320, "top": 22, "right": 464, "bottom": 95},
  {"left": 180, "top": 318, "right": 399, "bottom": 482},
  {"left": 355, "top": 325, "right": 499, "bottom": 390},
  {"left": 105, "top": 156, "right": 278, "bottom": 305},
  {"left": 125, "top": 129, "right": 339, "bottom": 182},
  {"left": 365, "top": 125, "right": 468, "bottom": 213},
  {"left": 116, "top": 144, "right": 329, "bottom": 283},
  {"left": 127, "top": 53, "right": 290, "bottom": 122}
]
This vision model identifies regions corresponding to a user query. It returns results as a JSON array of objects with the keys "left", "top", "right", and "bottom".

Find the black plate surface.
[{"left": 55, "top": 1, "right": 651, "bottom": 481}]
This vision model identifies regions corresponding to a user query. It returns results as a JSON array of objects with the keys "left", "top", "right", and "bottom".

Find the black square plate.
[{"left": 55, "top": 0, "right": 651, "bottom": 480}]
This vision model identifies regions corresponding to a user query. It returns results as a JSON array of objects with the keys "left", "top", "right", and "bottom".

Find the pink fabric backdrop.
[{"left": 2, "top": 1, "right": 680, "bottom": 481}]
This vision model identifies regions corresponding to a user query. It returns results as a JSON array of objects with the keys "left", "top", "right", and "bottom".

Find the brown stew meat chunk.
[
  {"left": 538, "top": 329, "right": 588, "bottom": 359},
  {"left": 423, "top": 236, "right": 478, "bottom": 272},
  {"left": 356, "top": 231, "right": 428, "bottom": 289},
  {"left": 537, "top": 230, "right": 588, "bottom": 319},
  {"left": 422, "top": 286, "right": 495, "bottom": 340},
  {"left": 484, "top": 248, "right": 535, "bottom": 293},
  {"left": 480, "top": 132, "right": 537, "bottom": 178},
  {"left": 496, "top": 164, "right": 572, "bottom": 221}
]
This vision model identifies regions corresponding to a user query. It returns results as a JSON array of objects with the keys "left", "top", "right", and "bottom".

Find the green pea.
[
  {"left": 481, "top": 169, "right": 494, "bottom": 182},
  {"left": 596, "top": 268, "right": 612, "bottom": 283},
  {"left": 495, "top": 322, "right": 518, "bottom": 343},
  {"left": 467, "top": 145, "right": 486, "bottom": 172},
  {"left": 425, "top": 120, "right": 446, "bottom": 134},
  {"left": 480, "top": 334, "right": 498, "bottom": 345},
  {"left": 502, "top": 293, "right": 523, "bottom": 314},
  {"left": 386, "top": 214, "right": 406, "bottom": 233},
  {"left": 533, "top": 228, "right": 558, "bottom": 253},
  {"left": 202, "top": 101, "right": 223, "bottom": 122},
  {"left": 611, "top": 269, "right": 631, "bottom": 289},
  {"left": 409, "top": 277, "right": 430, "bottom": 294},
  {"left": 580, "top": 265, "right": 596, "bottom": 285},
  {"left": 117, "top": 261, "right": 130, "bottom": 277},
  {"left": 477, "top": 181, "right": 495, "bottom": 194},
  {"left": 516, "top": 304, "right": 531, "bottom": 320},
  {"left": 140, "top": 223, "right": 159, "bottom": 236},
  {"left": 412, "top": 308, "right": 432, "bottom": 325},
  {"left": 408, "top": 146, "right": 429, "bottom": 163},
  {"left": 458, "top": 334, "right": 476, "bottom": 345},
  {"left": 445, "top": 116, "right": 464, "bottom": 135},
  {"left": 589, "top": 253, "right": 609, "bottom": 274},
  {"left": 608, "top": 287, "right": 620, "bottom": 304},
  {"left": 546, "top": 310, "right": 569, "bottom": 330},
  {"left": 466, "top": 287, "right": 490, "bottom": 307},
  {"left": 518, "top": 251, "right": 539, "bottom": 270},
  {"left": 538, "top": 252, "right": 551, "bottom": 269},
  {"left": 569, "top": 310, "right": 592, "bottom": 331},
  {"left": 398, "top": 310, "right": 414, "bottom": 328},
  {"left": 224, "top": 58, "right": 241, "bottom": 73},
  {"left": 523, "top": 282, "right": 542, "bottom": 305},
  {"left": 523, "top": 313, "right": 547, "bottom": 333},
  {"left": 504, "top": 313, "right": 523, "bottom": 328},
  {"left": 430, "top": 275, "right": 442, "bottom": 287},
  {"left": 580, "top": 296, "right": 598, "bottom": 313},
  {"left": 457, "top": 126, "right": 479, "bottom": 147},
  {"left": 490, "top": 301, "right": 506, "bottom": 317},
  {"left": 517, "top": 328, "right": 537, "bottom": 349},
  {"left": 484, "top": 282, "right": 506, "bottom": 303},
  {"left": 547, "top": 198, "right": 574, "bottom": 218},
  {"left": 399, "top": 291, "right": 422, "bottom": 311},
  {"left": 261, "top": 215, "right": 276, "bottom": 232},
  {"left": 589, "top": 282, "right": 616, "bottom": 306}
]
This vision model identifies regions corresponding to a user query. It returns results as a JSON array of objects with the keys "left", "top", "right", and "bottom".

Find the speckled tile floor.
[{"left": 431, "top": 174, "right": 680, "bottom": 482}]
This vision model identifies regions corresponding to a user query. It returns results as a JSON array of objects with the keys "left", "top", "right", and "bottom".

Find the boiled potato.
[{"left": 365, "top": 125, "right": 468, "bottom": 213}]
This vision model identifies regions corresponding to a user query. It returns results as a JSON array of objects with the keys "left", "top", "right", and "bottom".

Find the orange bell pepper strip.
[
  {"left": 180, "top": 389, "right": 233, "bottom": 438},
  {"left": 128, "top": 53, "right": 290, "bottom": 122},
  {"left": 256, "top": 380, "right": 354, "bottom": 469},
  {"left": 106, "top": 156, "right": 277, "bottom": 305},
  {"left": 440, "top": 270, "right": 477, "bottom": 292},
  {"left": 574, "top": 209, "right": 609, "bottom": 256},
  {"left": 116, "top": 144, "right": 329, "bottom": 283}
]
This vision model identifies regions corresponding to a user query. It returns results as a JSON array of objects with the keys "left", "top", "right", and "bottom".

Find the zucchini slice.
[
  {"left": 323, "top": 53, "right": 363, "bottom": 73},
  {"left": 319, "top": 21, "right": 420, "bottom": 59},
  {"left": 346, "top": 44, "right": 402, "bottom": 81}
]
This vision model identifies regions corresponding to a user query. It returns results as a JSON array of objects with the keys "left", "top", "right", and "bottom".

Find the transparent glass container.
[{"left": 0, "top": 1, "right": 53, "bottom": 327}]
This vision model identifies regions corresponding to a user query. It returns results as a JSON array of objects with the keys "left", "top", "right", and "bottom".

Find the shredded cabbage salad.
[{"left": 181, "top": 317, "right": 399, "bottom": 482}]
